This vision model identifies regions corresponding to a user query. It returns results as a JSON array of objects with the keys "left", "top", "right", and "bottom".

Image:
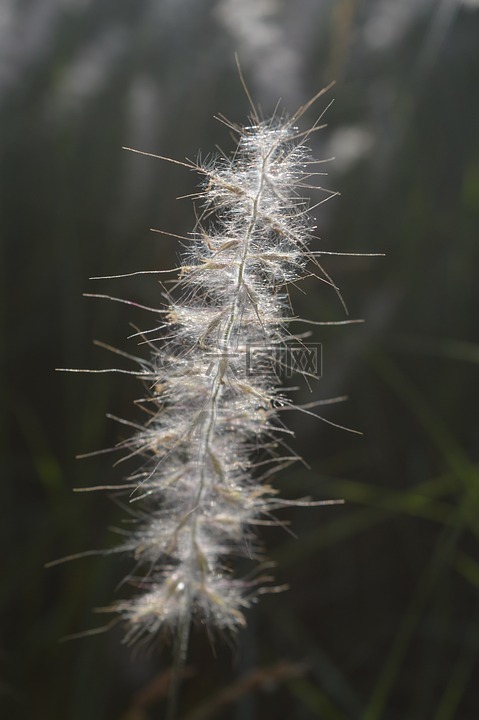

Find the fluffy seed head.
[{"left": 100, "top": 109, "right": 335, "bottom": 647}]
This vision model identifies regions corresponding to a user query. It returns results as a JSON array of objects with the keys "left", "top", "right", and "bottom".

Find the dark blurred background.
[{"left": 2, "top": 1, "right": 479, "bottom": 719}]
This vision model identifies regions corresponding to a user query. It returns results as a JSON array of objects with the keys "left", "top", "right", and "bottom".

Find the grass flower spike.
[{"left": 79, "top": 88, "right": 355, "bottom": 672}]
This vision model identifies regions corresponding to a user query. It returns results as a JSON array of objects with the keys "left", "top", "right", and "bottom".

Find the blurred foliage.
[{"left": 1, "top": 0, "right": 479, "bottom": 718}]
